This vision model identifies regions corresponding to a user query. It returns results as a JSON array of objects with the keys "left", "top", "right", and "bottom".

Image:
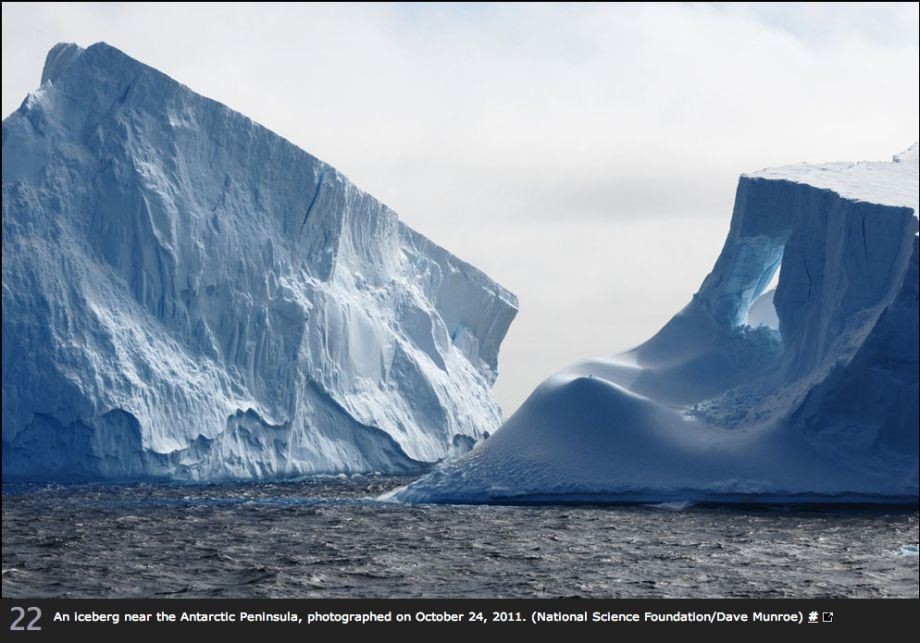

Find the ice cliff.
[
  {"left": 2, "top": 43, "right": 517, "bottom": 481},
  {"left": 394, "top": 144, "right": 919, "bottom": 505}
]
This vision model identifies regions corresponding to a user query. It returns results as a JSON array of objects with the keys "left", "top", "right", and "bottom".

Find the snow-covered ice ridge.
[
  {"left": 394, "top": 144, "right": 919, "bottom": 505},
  {"left": 2, "top": 43, "right": 517, "bottom": 481}
]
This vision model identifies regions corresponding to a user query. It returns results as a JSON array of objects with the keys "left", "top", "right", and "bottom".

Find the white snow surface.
[
  {"left": 393, "top": 145, "right": 919, "bottom": 504},
  {"left": 748, "top": 142, "right": 918, "bottom": 216},
  {"left": 2, "top": 43, "right": 517, "bottom": 481}
]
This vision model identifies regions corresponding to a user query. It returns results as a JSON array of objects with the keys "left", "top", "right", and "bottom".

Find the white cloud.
[{"left": 3, "top": 2, "right": 918, "bottom": 412}]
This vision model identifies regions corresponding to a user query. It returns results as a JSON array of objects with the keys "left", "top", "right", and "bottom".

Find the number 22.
[{"left": 10, "top": 607, "right": 42, "bottom": 631}]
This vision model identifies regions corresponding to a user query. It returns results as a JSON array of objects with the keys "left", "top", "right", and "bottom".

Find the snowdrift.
[
  {"left": 2, "top": 43, "right": 517, "bottom": 481},
  {"left": 394, "top": 145, "right": 919, "bottom": 504}
]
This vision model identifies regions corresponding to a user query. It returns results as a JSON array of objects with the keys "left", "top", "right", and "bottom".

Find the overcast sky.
[{"left": 3, "top": 3, "right": 918, "bottom": 415}]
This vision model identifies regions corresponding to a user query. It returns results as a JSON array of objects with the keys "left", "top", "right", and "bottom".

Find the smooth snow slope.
[
  {"left": 394, "top": 145, "right": 919, "bottom": 504},
  {"left": 2, "top": 43, "right": 517, "bottom": 481}
]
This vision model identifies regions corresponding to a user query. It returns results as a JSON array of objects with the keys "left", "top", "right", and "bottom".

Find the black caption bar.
[{"left": 3, "top": 599, "right": 915, "bottom": 639}]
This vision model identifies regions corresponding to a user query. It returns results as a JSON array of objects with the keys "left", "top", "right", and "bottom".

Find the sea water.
[{"left": 2, "top": 477, "right": 917, "bottom": 598}]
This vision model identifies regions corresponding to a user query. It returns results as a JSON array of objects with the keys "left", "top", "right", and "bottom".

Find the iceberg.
[
  {"left": 394, "top": 145, "right": 919, "bottom": 505},
  {"left": 2, "top": 43, "right": 517, "bottom": 481}
]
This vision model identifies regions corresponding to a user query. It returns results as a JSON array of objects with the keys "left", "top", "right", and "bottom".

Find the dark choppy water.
[{"left": 2, "top": 477, "right": 917, "bottom": 598}]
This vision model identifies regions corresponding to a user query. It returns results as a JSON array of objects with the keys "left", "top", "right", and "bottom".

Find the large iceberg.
[
  {"left": 2, "top": 43, "right": 517, "bottom": 481},
  {"left": 394, "top": 145, "right": 919, "bottom": 504}
]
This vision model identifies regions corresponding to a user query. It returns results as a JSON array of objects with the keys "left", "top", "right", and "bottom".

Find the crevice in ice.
[
  {"left": 801, "top": 257, "right": 812, "bottom": 299},
  {"left": 299, "top": 170, "right": 325, "bottom": 234},
  {"left": 118, "top": 80, "right": 134, "bottom": 106}
]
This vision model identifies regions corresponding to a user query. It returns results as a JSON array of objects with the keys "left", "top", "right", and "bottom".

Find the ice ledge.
[
  {"left": 40, "top": 42, "right": 85, "bottom": 85},
  {"left": 744, "top": 143, "right": 919, "bottom": 217}
]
